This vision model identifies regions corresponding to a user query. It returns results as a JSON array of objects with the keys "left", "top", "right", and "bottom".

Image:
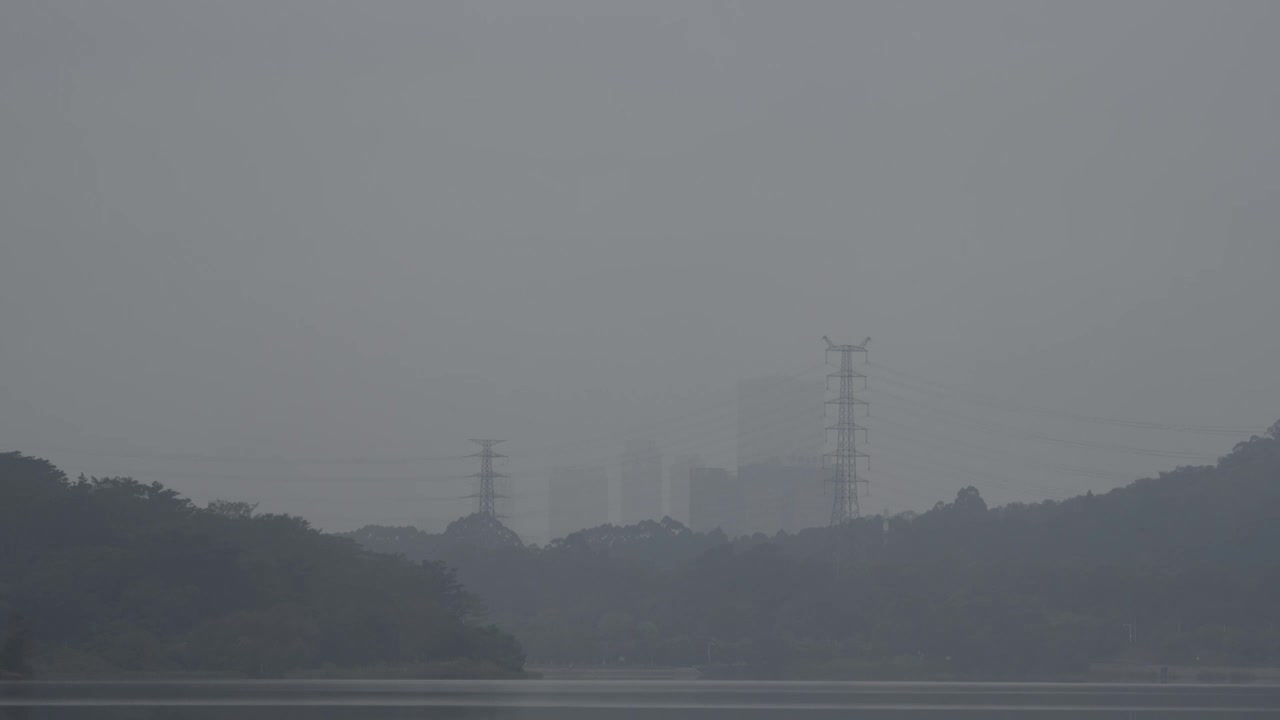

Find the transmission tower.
[
  {"left": 466, "top": 439, "right": 507, "bottom": 518},
  {"left": 823, "top": 336, "right": 870, "bottom": 524}
]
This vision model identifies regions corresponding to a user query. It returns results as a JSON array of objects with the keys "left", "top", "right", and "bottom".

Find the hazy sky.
[{"left": 3, "top": 1, "right": 1278, "bottom": 540}]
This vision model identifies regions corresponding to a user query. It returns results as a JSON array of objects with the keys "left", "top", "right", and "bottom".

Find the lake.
[{"left": 4, "top": 680, "right": 1280, "bottom": 718}]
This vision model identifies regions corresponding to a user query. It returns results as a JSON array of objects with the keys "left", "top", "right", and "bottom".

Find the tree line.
[
  {"left": 6, "top": 418, "right": 1275, "bottom": 680},
  {"left": 349, "top": 421, "right": 1280, "bottom": 679},
  {"left": 0, "top": 453, "right": 524, "bottom": 678}
]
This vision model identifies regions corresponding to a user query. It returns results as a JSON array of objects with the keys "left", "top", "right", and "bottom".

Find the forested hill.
[
  {"left": 0, "top": 452, "right": 525, "bottom": 678},
  {"left": 353, "top": 421, "right": 1280, "bottom": 679}
]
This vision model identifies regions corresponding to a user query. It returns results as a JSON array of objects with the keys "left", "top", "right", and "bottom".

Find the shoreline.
[
  {"left": 20, "top": 663, "right": 1280, "bottom": 685},
  {"left": 531, "top": 663, "right": 1280, "bottom": 685}
]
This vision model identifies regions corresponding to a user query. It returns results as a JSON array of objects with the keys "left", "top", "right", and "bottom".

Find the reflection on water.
[{"left": 4, "top": 680, "right": 1280, "bottom": 719}]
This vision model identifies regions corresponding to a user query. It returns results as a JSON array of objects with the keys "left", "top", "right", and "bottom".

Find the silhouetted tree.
[
  {"left": 0, "top": 613, "right": 32, "bottom": 678},
  {"left": 0, "top": 452, "right": 525, "bottom": 677}
]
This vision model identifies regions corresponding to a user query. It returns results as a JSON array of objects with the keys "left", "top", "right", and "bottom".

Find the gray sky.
[{"left": 3, "top": 1, "right": 1278, "bottom": 541}]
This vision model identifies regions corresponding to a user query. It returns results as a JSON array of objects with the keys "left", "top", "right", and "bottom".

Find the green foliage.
[{"left": 0, "top": 452, "right": 524, "bottom": 677}]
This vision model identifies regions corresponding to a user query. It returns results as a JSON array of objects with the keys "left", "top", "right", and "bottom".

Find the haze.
[{"left": 2, "top": 1, "right": 1277, "bottom": 542}]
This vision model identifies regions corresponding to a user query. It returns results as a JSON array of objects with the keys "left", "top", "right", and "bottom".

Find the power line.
[
  {"left": 865, "top": 361, "right": 1260, "bottom": 435},
  {"left": 502, "top": 361, "right": 830, "bottom": 461},
  {"left": 70, "top": 468, "right": 473, "bottom": 484},
  {"left": 866, "top": 379, "right": 1221, "bottom": 462},
  {"left": 18, "top": 445, "right": 469, "bottom": 466},
  {"left": 17, "top": 362, "right": 834, "bottom": 472}
]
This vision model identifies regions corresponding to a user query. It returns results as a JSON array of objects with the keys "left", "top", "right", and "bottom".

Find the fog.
[{"left": 2, "top": 1, "right": 1278, "bottom": 542}]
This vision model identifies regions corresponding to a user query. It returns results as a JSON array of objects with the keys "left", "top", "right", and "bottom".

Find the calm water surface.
[{"left": 4, "top": 680, "right": 1280, "bottom": 718}]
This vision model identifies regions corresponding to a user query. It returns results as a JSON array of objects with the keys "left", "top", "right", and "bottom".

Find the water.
[{"left": 4, "top": 680, "right": 1280, "bottom": 718}]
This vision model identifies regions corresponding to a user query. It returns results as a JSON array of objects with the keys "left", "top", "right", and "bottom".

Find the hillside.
[
  {"left": 0, "top": 453, "right": 525, "bottom": 678},
  {"left": 353, "top": 421, "right": 1280, "bottom": 678}
]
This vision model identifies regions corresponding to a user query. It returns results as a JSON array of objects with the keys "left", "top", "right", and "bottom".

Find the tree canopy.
[
  {"left": 352, "top": 421, "right": 1280, "bottom": 678},
  {"left": 0, "top": 452, "right": 524, "bottom": 677}
]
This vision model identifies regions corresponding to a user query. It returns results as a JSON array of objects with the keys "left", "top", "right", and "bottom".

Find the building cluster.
[{"left": 548, "top": 375, "right": 831, "bottom": 541}]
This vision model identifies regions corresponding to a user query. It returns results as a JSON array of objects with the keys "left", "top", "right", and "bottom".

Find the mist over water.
[{"left": 2, "top": 1, "right": 1278, "bottom": 540}]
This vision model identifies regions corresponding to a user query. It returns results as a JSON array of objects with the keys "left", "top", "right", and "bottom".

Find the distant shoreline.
[
  {"left": 32, "top": 665, "right": 535, "bottom": 682},
  {"left": 530, "top": 663, "right": 1280, "bottom": 685},
  {"left": 1086, "top": 662, "right": 1280, "bottom": 685}
]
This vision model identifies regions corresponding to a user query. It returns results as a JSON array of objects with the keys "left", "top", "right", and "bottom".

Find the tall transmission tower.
[
  {"left": 466, "top": 439, "right": 507, "bottom": 518},
  {"left": 823, "top": 336, "right": 870, "bottom": 524}
]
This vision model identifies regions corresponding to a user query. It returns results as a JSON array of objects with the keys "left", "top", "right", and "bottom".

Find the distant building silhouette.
[
  {"left": 689, "top": 466, "right": 739, "bottom": 534},
  {"left": 737, "top": 376, "right": 825, "bottom": 471},
  {"left": 738, "top": 461, "right": 829, "bottom": 533},
  {"left": 549, "top": 465, "right": 609, "bottom": 541},
  {"left": 619, "top": 439, "right": 662, "bottom": 526},
  {"left": 721, "top": 376, "right": 829, "bottom": 535},
  {"left": 689, "top": 463, "right": 829, "bottom": 538},
  {"left": 666, "top": 453, "right": 702, "bottom": 525}
]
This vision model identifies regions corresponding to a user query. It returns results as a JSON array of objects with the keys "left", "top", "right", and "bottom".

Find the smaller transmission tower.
[
  {"left": 823, "top": 336, "right": 870, "bottom": 525},
  {"left": 466, "top": 439, "right": 507, "bottom": 518}
]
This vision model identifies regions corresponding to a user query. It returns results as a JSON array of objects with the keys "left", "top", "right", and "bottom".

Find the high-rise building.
[
  {"left": 738, "top": 462, "right": 829, "bottom": 533},
  {"left": 737, "top": 376, "right": 825, "bottom": 471},
  {"left": 619, "top": 438, "right": 663, "bottom": 526},
  {"left": 548, "top": 465, "right": 609, "bottom": 541},
  {"left": 688, "top": 466, "right": 740, "bottom": 535},
  {"left": 666, "top": 453, "right": 702, "bottom": 526},
  {"left": 731, "top": 376, "right": 828, "bottom": 535}
]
